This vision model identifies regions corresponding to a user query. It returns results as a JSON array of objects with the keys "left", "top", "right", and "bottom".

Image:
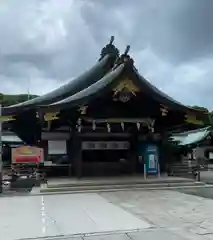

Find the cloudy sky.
[{"left": 0, "top": 0, "right": 213, "bottom": 109}]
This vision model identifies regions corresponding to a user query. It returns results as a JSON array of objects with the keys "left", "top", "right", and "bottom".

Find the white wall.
[
  {"left": 196, "top": 146, "right": 213, "bottom": 159},
  {"left": 48, "top": 140, "right": 67, "bottom": 155}
]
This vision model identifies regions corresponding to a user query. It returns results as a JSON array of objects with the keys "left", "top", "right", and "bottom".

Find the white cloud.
[{"left": 0, "top": 0, "right": 213, "bottom": 110}]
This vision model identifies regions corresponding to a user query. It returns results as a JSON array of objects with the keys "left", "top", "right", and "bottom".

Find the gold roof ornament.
[
  {"left": 113, "top": 78, "right": 139, "bottom": 101},
  {"left": 78, "top": 105, "right": 88, "bottom": 115},
  {"left": 44, "top": 112, "right": 59, "bottom": 121}
]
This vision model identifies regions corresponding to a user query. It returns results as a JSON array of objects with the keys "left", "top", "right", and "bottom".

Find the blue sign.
[{"left": 144, "top": 144, "right": 158, "bottom": 174}]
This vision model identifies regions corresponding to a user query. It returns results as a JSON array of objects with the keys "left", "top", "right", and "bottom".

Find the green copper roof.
[
  {"left": 171, "top": 127, "right": 211, "bottom": 146},
  {"left": 2, "top": 134, "right": 22, "bottom": 143}
]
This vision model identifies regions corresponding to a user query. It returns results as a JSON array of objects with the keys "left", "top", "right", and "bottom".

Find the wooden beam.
[{"left": 83, "top": 117, "right": 155, "bottom": 124}]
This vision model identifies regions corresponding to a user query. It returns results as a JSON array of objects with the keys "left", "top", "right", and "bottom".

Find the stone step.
[
  {"left": 170, "top": 173, "right": 193, "bottom": 178},
  {"left": 171, "top": 168, "right": 189, "bottom": 171},
  {"left": 171, "top": 171, "right": 193, "bottom": 174},
  {"left": 47, "top": 177, "right": 195, "bottom": 189},
  {"left": 41, "top": 181, "right": 205, "bottom": 194},
  {"left": 171, "top": 164, "right": 189, "bottom": 168},
  {"left": 170, "top": 170, "right": 193, "bottom": 174},
  {"left": 170, "top": 171, "right": 191, "bottom": 174},
  {"left": 171, "top": 166, "right": 190, "bottom": 169},
  {"left": 170, "top": 169, "right": 191, "bottom": 172}
]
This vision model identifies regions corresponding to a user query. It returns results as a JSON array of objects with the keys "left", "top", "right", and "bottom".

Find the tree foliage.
[
  {"left": 191, "top": 105, "right": 209, "bottom": 112},
  {"left": 0, "top": 93, "right": 38, "bottom": 106},
  {"left": 190, "top": 105, "right": 212, "bottom": 126}
]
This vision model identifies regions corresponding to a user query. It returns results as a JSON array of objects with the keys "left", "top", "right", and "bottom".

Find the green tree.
[
  {"left": 0, "top": 93, "right": 38, "bottom": 106},
  {"left": 191, "top": 105, "right": 209, "bottom": 112}
]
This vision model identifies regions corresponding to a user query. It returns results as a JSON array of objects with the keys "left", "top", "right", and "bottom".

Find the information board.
[
  {"left": 12, "top": 146, "right": 44, "bottom": 164},
  {"left": 145, "top": 144, "right": 158, "bottom": 174}
]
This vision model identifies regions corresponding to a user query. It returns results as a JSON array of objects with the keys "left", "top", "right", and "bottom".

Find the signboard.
[
  {"left": 82, "top": 141, "right": 130, "bottom": 150},
  {"left": 11, "top": 146, "right": 44, "bottom": 164},
  {"left": 145, "top": 145, "right": 158, "bottom": 174}
]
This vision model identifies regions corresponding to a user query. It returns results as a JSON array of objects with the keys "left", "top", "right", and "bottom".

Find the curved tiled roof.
[
  {"left": 38, "top": 58, "right": 208, "bottom": 116},
  {"left": 3, "top": 53, "right": 117, "bottom": 115},
  {"left": 42, "top": 63, "right": 125, "bottom": 111}
]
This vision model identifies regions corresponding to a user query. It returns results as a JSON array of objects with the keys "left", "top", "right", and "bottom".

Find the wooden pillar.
[
  {"left": 76, "top": 140, "right": 82, "bottom": 178},
  {"left": 66, "top": 139, "right": 72, "bottom": 177},
  {"left": 42, "top": 140, "right": 48, "bottom": 162},
  {"left": 131, "top": 131, "right": 139, "bottom": 174},
  {"left": 72, "top": 130, "right": 82, "bottom": 178},
  {"left": 37, "top": 140, "right": 48, "bottom": 178}
]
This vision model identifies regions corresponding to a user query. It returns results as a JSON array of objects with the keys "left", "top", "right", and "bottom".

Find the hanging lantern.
[
  {"left": 92, "top": 120, "right": 96, "bottom": 131},
  {"left": 107, "top": 123, "right": 111, "bottom": 132},
  {"left": 136, "top": 122, "right": 140, "bottom": 130},
  {"left": 148, "top": 119, "right": 155, "bottom": 133},
  {"left": 77, "top": 118, "right": 82, "bottom": 125},
  {"left": 77, "top": 118, "right": 82, "bottom": 132},
  {"left": 78, "top": 126, "right": 81, "bottom": 132},
  {"left": 121, "top": 122, "right": 124, "bottom": 131}
]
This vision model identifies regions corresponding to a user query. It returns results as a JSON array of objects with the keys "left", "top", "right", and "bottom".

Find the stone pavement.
[
  {"left": 56, "top": 228, "right": 189, "bottom": 239},
  {"left": 46, "top": 175, "right": 193, "bottom": 187},
  {"left": 201, "top": 170, "right": 213, "bottom": 184},
  {"left": 2, "top": 189, "right": 213, "bottom": 239},
  {"left": 100, "top": 190, "right": 213, "bottom": 239},
  {"left": 0, "top": 193, "right": 149, "bottom": 240}
]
